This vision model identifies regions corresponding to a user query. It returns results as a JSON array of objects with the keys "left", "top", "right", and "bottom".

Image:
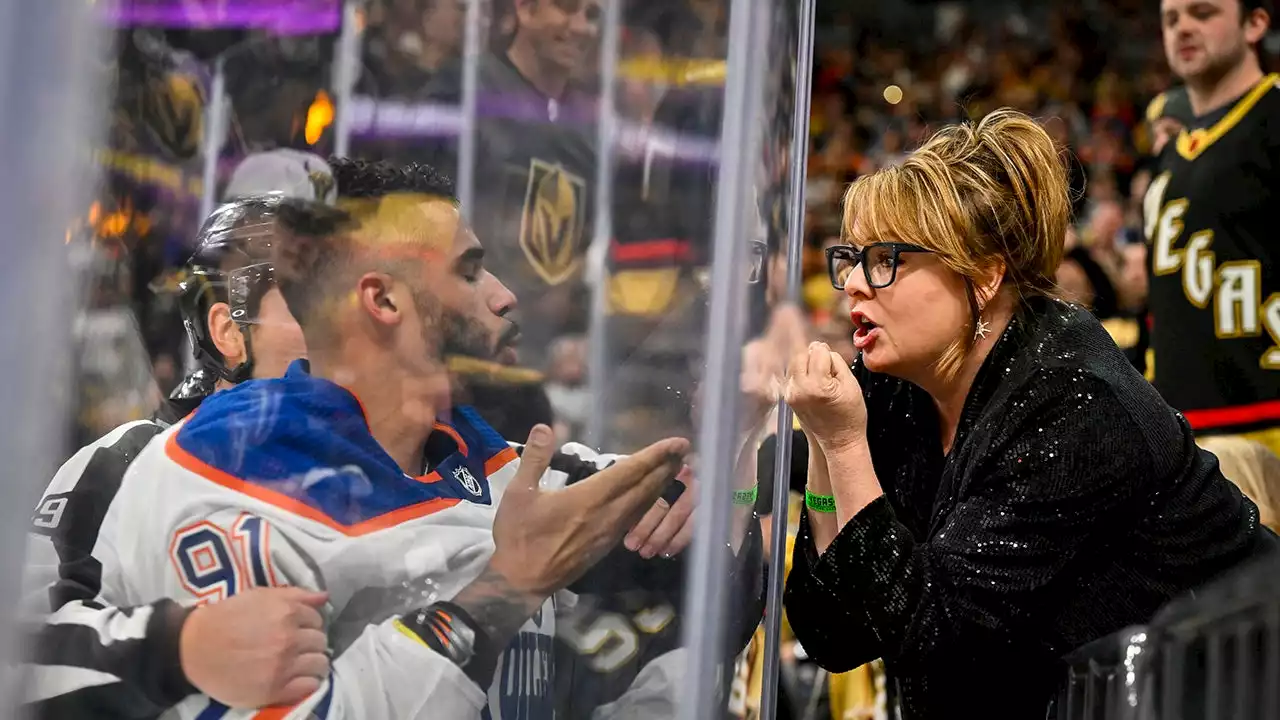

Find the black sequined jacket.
[{"left": 784, "top": 296, "right": 1273, "bottom": 719}]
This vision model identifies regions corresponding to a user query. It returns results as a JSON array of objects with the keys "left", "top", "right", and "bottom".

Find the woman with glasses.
[{"left": 780, "top": 109, "right": 1276, "bottom": 719}]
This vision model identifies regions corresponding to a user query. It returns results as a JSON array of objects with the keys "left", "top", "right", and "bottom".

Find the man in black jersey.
[
  {"left": 425, "top": 0, "right": 602, "bottom": 370},
  {"left": 1144, "top": 0, "right": 1280, "bottom": 454}
]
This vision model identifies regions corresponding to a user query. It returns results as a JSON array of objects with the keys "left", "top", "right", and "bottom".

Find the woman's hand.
[
  {"left": 785, "top": 341, "right": 868, "bottom": 453},
  {"left": 741, "top": 304, "right": 811, "bottom": 434},
  {"left": 740, "top": 338, "right": 783, "bottom": 435}
]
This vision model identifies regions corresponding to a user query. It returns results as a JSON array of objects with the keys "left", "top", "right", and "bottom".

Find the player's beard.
[
  {"left": 440, "top": 308, "right": 497, "bottom": 360},
  {"left": 408, "top": 286, "right": 507, "bottom": 363}
]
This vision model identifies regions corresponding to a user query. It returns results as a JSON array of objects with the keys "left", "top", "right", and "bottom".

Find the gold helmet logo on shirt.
[{"left": 519, "top": 159, "right": 585, "bottom": 286}]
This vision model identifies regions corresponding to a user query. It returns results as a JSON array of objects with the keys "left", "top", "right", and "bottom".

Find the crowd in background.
[
  {"left": 66, "top": 1, "right": 1280, "bottom": 718},
  {"left": 72, "top": 0, "right": 1179, "bottom": 443}
]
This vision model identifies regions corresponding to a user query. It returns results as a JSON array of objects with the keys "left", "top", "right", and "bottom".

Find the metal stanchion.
[
  {"left": 456, "top": 0, "right": 483, "bottom": 221},
  {"left": 584, "top": 0, "right": 622, "bottom": 450},
  {"left": 0, "top": 0, "right": 104, "bottom": 707},
  {"left": 678, "top": 0, "right": 770, "bottom": 716},
  {"left": 758, "top": 0, "right": 816, "bottom": 717},
  {"left": 199, "top": 55, "right": 229, "bottom": 220},
  {"left": 331, "top": 0, "right": 363, "bottom": 158}
]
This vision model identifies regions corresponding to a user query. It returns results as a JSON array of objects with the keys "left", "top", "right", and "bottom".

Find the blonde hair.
[
  {"left": 842, "top": 109, "right": 1072, "bottom": 378},
  {"left": 1198, "top": 436, "right": 1280, "bottom": 533}
]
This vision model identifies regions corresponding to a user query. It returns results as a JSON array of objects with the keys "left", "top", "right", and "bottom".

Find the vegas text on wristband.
[
  {"left": 732, "top": 485, "right": 758, "bottom": 506},
  {"left": 805, "top": 489, "right": 837, "bottom": 513}
]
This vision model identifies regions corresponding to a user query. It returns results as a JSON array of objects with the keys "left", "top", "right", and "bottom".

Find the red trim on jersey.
[
  {"left": 611, "top": 238, "right": 693, "bottom": 264},
  {"left": 1183, "top": 398, "right": 1280, "bottom": 431}
]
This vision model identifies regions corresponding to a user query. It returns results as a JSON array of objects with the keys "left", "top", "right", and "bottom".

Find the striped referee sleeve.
[
  {"left": 22, "top": 598, "right": 194, "bottom": 719},
  {"left": 21, "top": 409, "right": 198, "bottom": 717}
]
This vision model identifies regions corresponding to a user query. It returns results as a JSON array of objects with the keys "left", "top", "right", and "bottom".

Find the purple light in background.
[
  {"left": 96, "top": 0, "right": 341, "bottom": 35},
  {"left": 347, "top": 96, "right": 721, "bottom": 167}
]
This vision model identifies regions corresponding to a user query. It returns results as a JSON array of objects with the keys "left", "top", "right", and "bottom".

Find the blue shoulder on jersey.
[{"left": 172, "top": 360, "right": 512, "bottom": 527}]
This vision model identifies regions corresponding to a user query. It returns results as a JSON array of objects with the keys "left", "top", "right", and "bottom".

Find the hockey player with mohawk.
[{"left": 94, "top": 163, "right": 771, "bottom": 719}]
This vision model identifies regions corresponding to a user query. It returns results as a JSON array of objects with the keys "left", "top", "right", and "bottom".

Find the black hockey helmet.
[{"left": 170, "top": 194, "right": 295, "bottom": 386}]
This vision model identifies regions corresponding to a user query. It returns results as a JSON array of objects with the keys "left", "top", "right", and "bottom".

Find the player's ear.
[
  {"left": 208, "top": 302, "right": 247, "bottom": 367},
  {"left": 357, "top": 272, "right": 403, "bottom": 327}
]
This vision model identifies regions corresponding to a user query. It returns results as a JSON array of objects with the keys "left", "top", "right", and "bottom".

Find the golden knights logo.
[
  {"left": 519, "top": 158, "right": 586, "bottom": 286},
  {"left": 453, "top": 465, "right": 483, "bottom": 497}
]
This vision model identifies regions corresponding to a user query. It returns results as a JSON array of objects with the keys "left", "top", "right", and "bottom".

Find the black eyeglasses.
[{"left": 825, "top": 242, "right": 932, "bottom": 290}]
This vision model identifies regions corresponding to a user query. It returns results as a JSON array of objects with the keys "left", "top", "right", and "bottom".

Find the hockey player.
[
  {"left": 1145, "top": 0, "right": 1280, "bottom": 453},
  {"left": 95, "top": 167, "right": 768, "bottom": 719}
]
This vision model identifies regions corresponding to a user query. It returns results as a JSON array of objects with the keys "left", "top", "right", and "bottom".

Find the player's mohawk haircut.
[{"left": 327, "top": 157, "right": 457, "bottom": 202}]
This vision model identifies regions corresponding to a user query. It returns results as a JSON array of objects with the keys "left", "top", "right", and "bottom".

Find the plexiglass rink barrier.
[{"left": 0, "top": 1, "right": 811, "bottom": 718}]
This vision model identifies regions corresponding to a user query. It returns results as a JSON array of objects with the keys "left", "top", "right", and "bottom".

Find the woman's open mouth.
[{"left": 851, "top": 311, "right": 880, "bottom": 350}]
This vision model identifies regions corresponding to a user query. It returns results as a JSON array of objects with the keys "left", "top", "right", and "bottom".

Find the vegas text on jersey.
[{"left": 1142, "top": 72, "right": 1280, "bottom": 439}]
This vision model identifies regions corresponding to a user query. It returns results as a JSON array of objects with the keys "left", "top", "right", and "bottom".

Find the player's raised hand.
[
  {"left": 489, "top": 424, "right": 688, "bottom": 596},
  {"left": 179, "top": 586, "right": 330, "bottom": 708}
]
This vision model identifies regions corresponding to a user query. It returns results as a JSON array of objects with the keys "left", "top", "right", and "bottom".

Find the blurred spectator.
[
  {"left": 1198, "top": 436, "right": 1280, "bottom": 533},
  {"left": 545, "top": 334, "right": 590, "bottom": 440},
  {"left": 360, "top": 0, "right": 465, "bottom": 96}
]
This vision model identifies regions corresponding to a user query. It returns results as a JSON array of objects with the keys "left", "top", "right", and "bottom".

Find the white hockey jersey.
[{"left": 96, "top": 360, "right": 562, "bottom": 720}]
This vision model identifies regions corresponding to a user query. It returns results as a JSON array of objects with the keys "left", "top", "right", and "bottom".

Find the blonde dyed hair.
[
  {"left": 1198, "top": 436, "right": 1280, "bottom": 533},
  {"left": 842, "top": 108, "right": 1072, "bottom": 378}
]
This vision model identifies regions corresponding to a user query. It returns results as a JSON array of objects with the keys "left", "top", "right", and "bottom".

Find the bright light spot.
[
  {"left": 306, "top": 91, "right": 335, "bottom": 145},
  {"left": 883, "top": 85, "right": 903, "bottom": 104}
]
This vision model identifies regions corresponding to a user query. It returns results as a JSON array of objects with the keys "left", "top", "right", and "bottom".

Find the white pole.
[
  {"left": 199, "top": 55, "right": 229, "bottom": 220},
  {"left": 0, "top": 0, "right": 104, "bottom": 707},
  {"left": 584, "top": 0, "right": 622, "bottom": 450},
  {"left": 678, "top": 0, "right": 770, "bottom": 716},
  {"left": 331, "top": 0, "right": 363, "bottom": 157},
  {"left": 456, "top": 0, "right": 483, "bottom": 220},
  {"left": 759, "top": 0, "right": 816, "bottom": 716}
]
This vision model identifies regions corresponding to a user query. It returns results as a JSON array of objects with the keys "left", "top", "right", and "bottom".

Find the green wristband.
[
  {"left": 805, "top": 489, "right": 836, "bottom": 513},
  {"left": 732, "top": 485, "right": 758, "bottom": 506}
]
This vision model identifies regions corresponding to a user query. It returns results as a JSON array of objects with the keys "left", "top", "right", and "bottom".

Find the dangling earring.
[{"left": 974, "top": 311, "right": 990, "bottom": 340}]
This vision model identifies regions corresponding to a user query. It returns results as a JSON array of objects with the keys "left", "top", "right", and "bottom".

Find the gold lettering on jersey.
[
  {"left": 1152, "top": 198, "right": 1188, "bottom": 276},
  {"left": 519, "top": 159, "right": 586, "bottom": 286},
  {"left": 1182, "top": 230, "right": 1216, "bottom": 309},
  {"left": 632, "top": 604, "right": 676, "bottom": 634},
  {"left": 559, "top": 611, "right": 639, "bottom": 673},
  {"left": 1262, "top": 293, "right": 1280, "bottom": 369},
  {"left": 1143, "top": 171, "right": 1171, "bottom": 242},
  {"left": 1214, "top": 261, "right": 1262, "bottom": 339}
]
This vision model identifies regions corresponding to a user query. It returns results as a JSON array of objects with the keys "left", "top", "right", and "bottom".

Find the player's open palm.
[
  {"left": 179, "top": 586, "right": 330, "bottom": 708},
  {"left": 489, "top": 424, "right": 689, "bottom": 597}
]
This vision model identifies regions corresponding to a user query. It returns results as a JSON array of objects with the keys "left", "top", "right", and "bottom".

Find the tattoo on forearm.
[{"left": 450, "top": 564, "right": 543, "bottom": 649}]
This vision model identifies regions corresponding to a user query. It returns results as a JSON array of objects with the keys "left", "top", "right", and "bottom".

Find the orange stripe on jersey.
[
  {"left": 432, "top": 423, "right": 469, "bottom": 456},
  {"left": 485, "top": 446, "right": 518, "bottom": 475},
  {"left": 412, "top": 445, "right": 516, "bottom": 486},
  {"left": 1184, "top": 398, "right": 1280, "bottom": 431},
  {"left": 250, "top": 707, "right": 291, "bottom": 720},
  {"left": 165, "top": 432, "right": 462, "bottom": 536}
]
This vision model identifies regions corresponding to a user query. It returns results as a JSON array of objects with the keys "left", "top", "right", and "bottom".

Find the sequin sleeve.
[{"left": 784, "top": 370, "right": 1151, "bottom": 674}]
